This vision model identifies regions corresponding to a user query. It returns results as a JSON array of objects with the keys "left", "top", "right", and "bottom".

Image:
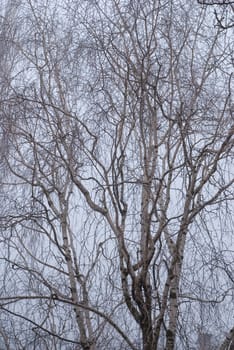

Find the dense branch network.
[{"left": 0, "top": 0, "right": 233, "bottom": 349}]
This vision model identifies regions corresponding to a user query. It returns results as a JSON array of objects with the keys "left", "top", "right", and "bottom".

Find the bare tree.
[
  {"left": 197, "top": 0, "right": 234, "bottom": 28},
  {"left": 0, "top": 0, "right": 233, "bottom": 349}
]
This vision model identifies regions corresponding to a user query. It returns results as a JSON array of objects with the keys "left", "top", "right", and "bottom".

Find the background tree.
[{"left": 197, "top": 0, "right": 234, "bottom": 29}]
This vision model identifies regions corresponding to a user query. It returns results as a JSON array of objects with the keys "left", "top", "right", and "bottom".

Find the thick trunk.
[
  {"left": 142, "top": 325, "right": 155, "bottom": 350},
  {"left": 59, "top": 195, "right": 94, "bottom": 350},
  {"left": 165, "top": 263, "right": 180, "bottom": 350},
  {"left": 165, "top": 228, "right": 188, "bottom": 350}
]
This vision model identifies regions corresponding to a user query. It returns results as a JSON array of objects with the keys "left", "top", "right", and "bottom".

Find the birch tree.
[{"left": 0, "top": 0, "right": 233, "bottom": 349}]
